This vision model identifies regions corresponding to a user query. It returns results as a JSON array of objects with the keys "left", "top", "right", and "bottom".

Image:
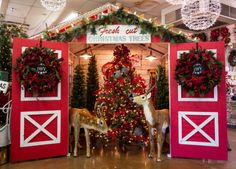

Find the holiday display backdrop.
[
  {"left": 11, "top": 38, "right": 68, "bottom": 162},
  {"left": 95, "top": 45, "right": 148, "bottom": 147},
  {"left": 71, "top": 65, "right": 86, "bottom": 108},
  {"left": 169, "top": 42, "right": 227, "bottom": 160}
]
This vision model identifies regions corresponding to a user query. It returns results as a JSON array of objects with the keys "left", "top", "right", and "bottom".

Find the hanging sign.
[
  {"left": 0, "top": 71, "right": 9, "bottom": 93},
  {"left": 0, "top": 80, "right": 9, "bottom": 93},
  {"left": 87, "top": 25, "right": 151, "bottom": 44}
]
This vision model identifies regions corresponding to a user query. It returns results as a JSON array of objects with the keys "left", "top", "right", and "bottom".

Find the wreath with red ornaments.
[
  {"left": 15, "top": 46, "right": 63, "bottom": 97},
  {"left": 210, "top": 27, "right": 231, "bottom": 45},
  {"left": 175, "top": 48, "right": 223, "bottom": 96},
  {"left": 228, "top": 49, "right": 236, "bottom": 67}
]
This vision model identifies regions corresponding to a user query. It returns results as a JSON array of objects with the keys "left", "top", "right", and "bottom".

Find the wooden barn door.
[
  {"left": 11, "top": 38, "right": 69, "bottom": 162},
  {"left": 169, "top": 42, "right": 228, "bottom": 160}
]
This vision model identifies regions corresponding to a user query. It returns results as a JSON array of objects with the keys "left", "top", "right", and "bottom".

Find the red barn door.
[
  {"left": 169, "top": 42, "right": 227, "bottom": 160},
  {"left": 11, "top": 38, "right": 69, "bottom": 162}
]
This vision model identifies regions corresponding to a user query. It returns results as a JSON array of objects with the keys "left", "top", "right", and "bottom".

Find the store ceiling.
[{"left": 0, "top": 0, "right": 170, "bottom": 37}]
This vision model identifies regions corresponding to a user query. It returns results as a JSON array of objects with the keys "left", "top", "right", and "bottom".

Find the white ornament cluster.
[
  {"left": 165, "top": 0, "right": 221, "bottom": 30},
  {"left": 181, "top": 0, "right": 221, "bottom": 30},
  {"left": 40, "top": 0, "right": 66, "bottom": 11}
]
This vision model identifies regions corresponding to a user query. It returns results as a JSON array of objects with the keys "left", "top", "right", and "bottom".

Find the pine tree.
[
  {"left": 71, "top": 65, "right": 86, "bottom": 108},
  {"left": 156, "top": 65, "right": 169, "bottom": 109},
  {"left": 0, "top": 14, "right": 27, "bottom": 78},
  {"left": 96, "top": 45, "right": 148, "bottom": 147},
  {"left": 86, "top": 55, "right": 99, "bottom": 111}
]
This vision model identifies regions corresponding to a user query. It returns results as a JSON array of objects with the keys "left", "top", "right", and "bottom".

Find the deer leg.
[
  {"left": 73, "top": 124, "right": 79, "bottom": 157},
  {"left": 77, "top": 128, "right": 82, "bottom": 149},
  {"left": 69, "top": 124, "right": 72, "bottom": 153},
  {"left": 84, "top": 128, "right": 91, "bottom": 158},
  {"left": 156, "top": 132, "right": 164, "bottom": 162},
  {"left": 148, "top": 127, "right": 155, "bottom": 158}
]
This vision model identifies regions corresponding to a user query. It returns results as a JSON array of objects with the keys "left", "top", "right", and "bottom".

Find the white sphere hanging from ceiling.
[
  {"left": 40, "top": 0, "right": 66, "bottom": 11},
  {"left": 165, "top": 0, "right": 186, "bottom": 5},
  {"left": 181, "top": 0, "right": 221, "bottom": 30}
]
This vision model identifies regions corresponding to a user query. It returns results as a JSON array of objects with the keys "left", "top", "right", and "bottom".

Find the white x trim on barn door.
[
  {"left": 178, "top": 111, "right": 219, "bottom": 147},
  {"left": 20, "top": 110, "right": 61, "bottom": 147}
]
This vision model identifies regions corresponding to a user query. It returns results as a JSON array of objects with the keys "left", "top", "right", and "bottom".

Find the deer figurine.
[
  {"left": 131, "top": 69, "right": 169, "bottom": 162},
  {"left": 69, "top": 104, "right": 108, "bottom": 157}
]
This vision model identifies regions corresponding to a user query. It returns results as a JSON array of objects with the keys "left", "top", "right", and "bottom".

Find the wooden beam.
[{"left": 139, "top": 44, "right": 165, "bottom": 55}]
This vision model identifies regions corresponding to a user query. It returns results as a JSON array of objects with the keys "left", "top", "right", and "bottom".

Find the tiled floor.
[{"left": 1, "top": 128, "right": 235, "bottom": 169}]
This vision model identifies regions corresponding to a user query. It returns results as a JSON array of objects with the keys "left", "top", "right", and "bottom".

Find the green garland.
[{"left": 43, "top": 8, "right": 189, "bottom": 43}]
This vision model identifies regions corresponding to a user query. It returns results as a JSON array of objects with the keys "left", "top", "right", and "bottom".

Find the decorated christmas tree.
[
  {"left": 155, "top": 65, "right": 169, "bottom": 109},
  {"left": 96, "top": 45, "right": 148, "bottom": 147},
  {"left": 71, "top": 65, "right": 86, "bottom": 108},
  {"left": 86, "top": 55, "right": 99, "bottom": 111}
]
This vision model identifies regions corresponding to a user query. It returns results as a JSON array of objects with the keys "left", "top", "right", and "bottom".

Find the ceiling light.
[
  {"left": 80, "top": 53, "right": 92, "bottom": 60},
  {"left": 40, "top": 0, "right": 66, "bottom": 11},
  {"left": 145, "top": 50, "right": 157, "bottom": 62},
  {"left": 61, "top": 12, "right": 80, "bottom": 23},
  {"left": 165, "top": 0, "right": 185, "bottom": 5},
  {"left": 181, "top": 0, "right": 221, "bottom": 30}
]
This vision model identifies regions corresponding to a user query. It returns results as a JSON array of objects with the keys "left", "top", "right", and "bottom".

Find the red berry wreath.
[
  {"left": 175, "top": 48, "right": 223, "bottom": 96},
  {"left": 228, "top": 49, "right": 236, "bottom": 67},
  {"left": 15, "top": 46, "right": 63, "bottom": 97}
]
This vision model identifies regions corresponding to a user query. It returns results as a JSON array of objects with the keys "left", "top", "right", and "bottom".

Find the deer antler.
[{"left": 146, "top": 66, "right": 160, "bottom": 94}]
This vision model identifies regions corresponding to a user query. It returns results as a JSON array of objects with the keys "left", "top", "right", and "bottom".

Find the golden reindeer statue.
[
  {"left": 69, "top": 104, "right": 108, "bottom": 157},
  {"left": 131, "top": 68, "right": 169, "bottom": 162}
]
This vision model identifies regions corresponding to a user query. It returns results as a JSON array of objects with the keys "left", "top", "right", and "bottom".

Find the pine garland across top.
[{"left": 43, "top": 8, "right": 189, "bottom": 43}]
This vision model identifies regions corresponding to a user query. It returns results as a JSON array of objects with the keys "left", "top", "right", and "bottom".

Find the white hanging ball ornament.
[
  {"left": 181, "top": 0, "right": 221, "bottom": 30},
  {"left": 41, "top": 0, "right": 66, "bottom": 11},
  {"left": 165, "top": 0, "right": 186, "bottom": 5}
]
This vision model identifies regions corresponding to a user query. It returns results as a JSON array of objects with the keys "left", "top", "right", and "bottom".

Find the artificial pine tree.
[
  {"left": 0, "top": 14, "right": 27, "bottom": 77},
  {"left": 0, "top": 15, "right": 27, "bottom": 125},
  {"left": 155, "top": 65, "right": 169, "bottom": 109},
  {"left": 86, "top": 55, "right": 99, "bottom": 111},
  {"left": 96, "top": 45, "right": 148, "bottom": 147},
  {"left": 71, "top": 65, "right": 86, "bottom": 108}
]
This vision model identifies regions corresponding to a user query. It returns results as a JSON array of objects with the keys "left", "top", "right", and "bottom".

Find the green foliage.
[
  {"left": 71, "top": 65, "right": 86, "bottom": 108},
  {"left": 86, "top": 55, "right": 99, "bottom": 111},
  {"left": 156, "top": 65, "right": 169, "bottom": 109},
  {"left": 43, "top": 8, "right": 190, "bottom": 43},
  {"left": 0, "top": 14, "right": 27, "bottom": 79}
]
